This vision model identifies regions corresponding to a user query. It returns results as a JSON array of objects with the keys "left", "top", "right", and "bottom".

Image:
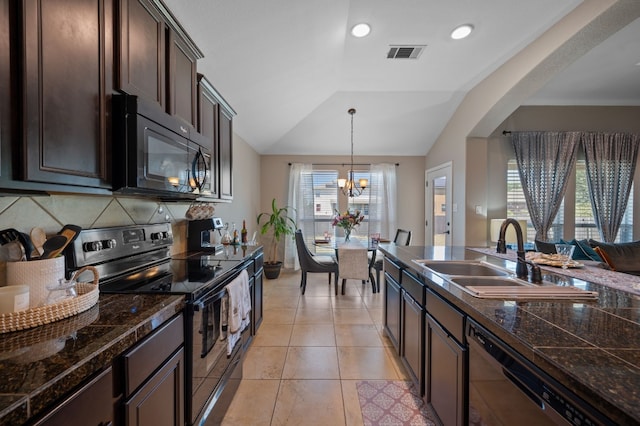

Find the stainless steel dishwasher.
[{"left": 467, "top": 318, "right": 615, "bottom": 426}]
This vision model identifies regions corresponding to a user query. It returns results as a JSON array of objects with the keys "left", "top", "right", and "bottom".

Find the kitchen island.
[
  {"left": 0, "top": 293, "right": 185, "bottom": 425},
  {"left": 379, "top": 244, "right": 639, "bottom": 425}
]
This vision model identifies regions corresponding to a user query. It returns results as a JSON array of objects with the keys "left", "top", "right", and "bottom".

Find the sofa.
[{"left": 535, "top": 238, "right": 640, "bottom": 276}]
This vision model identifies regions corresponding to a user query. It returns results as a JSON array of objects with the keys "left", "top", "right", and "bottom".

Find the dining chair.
[
  {"left": 371, "top": 229, "right": 412, "bottom": 286},
  {"left": 294, "top": 230, "right": 339, "bottom": 294},
  {"left": 338, "top": 243, "right": 370, "bottom": 295}
]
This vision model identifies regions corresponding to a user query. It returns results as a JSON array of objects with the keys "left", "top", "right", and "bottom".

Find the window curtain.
[
  {"left": 367, "top": 163, "right": 397, "bottom": 240},
  {"left": 582, "top": 132, "right": 640, "bottom": 242},
  {"left": 512, "top": 131, "right": 580, "bottom": 241},
  {"left": 284, "top": 163, "right": 314, "bottom": 270}
]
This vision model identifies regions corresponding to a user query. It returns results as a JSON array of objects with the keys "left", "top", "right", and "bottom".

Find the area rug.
[{"left": 356, "top": 380, "right": 436, "bottom": 426}]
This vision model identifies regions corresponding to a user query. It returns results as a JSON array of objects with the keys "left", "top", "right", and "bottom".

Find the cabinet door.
[
  {"left": 125, "top": 348, "right": 184, "bottom": 426},
  {"left": 253, "top": 267, "right": 264, "bottom": 334},
  {"left": 22, "top": 0, "right": 112, "bottom": 188},
  {"left": 117, "top": 0, "right": 165, "bottom": 110},
  {"left": 384, "top": 275, "right": 401, "bottom": 352},
  {"left": 426, "top": 314, "right": 466, "bottom": 426},
  {"left": 169, "top": 30, "right": 197, "bottom": 129},
  {"left": 218, "top": 108, "right": 233, "bottom": 200},
  {"left": 401, "top": 290, "right": 424, "bottom": 395},
  {"left": 197, "top": 75, "right": 219, "bottom": 197}
]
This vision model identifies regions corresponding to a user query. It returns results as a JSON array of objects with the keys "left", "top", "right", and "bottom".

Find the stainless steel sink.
[{"left": 412, "top": 260, "right": 511, "bottom": 277}]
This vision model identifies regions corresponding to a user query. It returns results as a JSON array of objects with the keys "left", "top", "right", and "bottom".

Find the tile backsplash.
[{"left": 0, "top": 194, "right": 195, "bottom": 284}]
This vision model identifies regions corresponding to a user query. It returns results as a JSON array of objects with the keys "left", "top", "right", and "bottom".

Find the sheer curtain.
[
  {"left": 284, "top": 163, "right": 313, "bottom": 270},
  {"left": 512, "top": 131, "right": 580, "bottom": 241},
  {"left": 582, "top": 132, "right": 640, "bottom": 242},
  {"left": 368, "top": 163, "right": 397, "bottom": 240}
]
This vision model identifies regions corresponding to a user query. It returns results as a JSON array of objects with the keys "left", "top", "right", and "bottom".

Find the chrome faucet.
[{"left": 495, "top": 218, "right": 528, "bottom": 280}]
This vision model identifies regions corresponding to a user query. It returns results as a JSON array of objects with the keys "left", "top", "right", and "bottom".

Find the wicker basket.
[{"left": 0, "top": 266, "right": 99, "bottom": 334}]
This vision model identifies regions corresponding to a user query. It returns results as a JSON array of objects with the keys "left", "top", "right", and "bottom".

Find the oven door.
[{"left": 189, "top": 283, "right": 242, "bottom": 425}]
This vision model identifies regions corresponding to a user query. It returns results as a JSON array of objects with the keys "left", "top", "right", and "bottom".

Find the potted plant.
[{"left": 257, "top": 198, "right": 296, "bottom": 279}]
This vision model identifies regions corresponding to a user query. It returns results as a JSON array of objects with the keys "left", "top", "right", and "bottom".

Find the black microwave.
[{"left": 112, "top": 94, "right": 213, "bottom": 200}]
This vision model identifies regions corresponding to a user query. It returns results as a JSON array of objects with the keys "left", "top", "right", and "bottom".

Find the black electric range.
[{"left": 63, "top": 223, "right": 253, "bottom": 425}]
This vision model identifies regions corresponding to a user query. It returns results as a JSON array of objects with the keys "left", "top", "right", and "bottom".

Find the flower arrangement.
[{"left": 332, "top": 209, "right": 364, "bottom": 241}]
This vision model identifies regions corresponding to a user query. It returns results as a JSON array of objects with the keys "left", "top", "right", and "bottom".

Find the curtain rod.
[{"left": 288, "top": 162, "right": 399, "bottom": 166}]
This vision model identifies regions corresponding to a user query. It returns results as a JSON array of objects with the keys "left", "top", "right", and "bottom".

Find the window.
[{"left": 507, "top": 159, "right": 634, "bottom": 243}]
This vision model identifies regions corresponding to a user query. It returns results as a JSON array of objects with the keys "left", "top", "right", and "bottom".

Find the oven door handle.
[{"left": 193, "top": 286, "right": 228, "bottom": 312}]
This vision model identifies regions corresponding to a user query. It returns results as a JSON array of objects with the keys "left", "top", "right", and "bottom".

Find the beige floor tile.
[
  {"left": 332, "top": 295, "right": 368, "bottom": 309},
  {"left": 252, "top": 323, "right": 292, "bottom": 346},
  {"left": 264, "top": 294, "right": 300, "bottom": 309},
  {"left": 333, "top": 308, "right": 374, "bottom": 325},
  {"left": 242, "top": 346, "right": 288, "bottom": 379},
  {"left": 298, "top": 295, "right": 333, "bottom": 309},
  {"left": 262, "top": 308, "right": 297, "bottom": 325},
  {"left": 368, "top": 307, "right": 384, "bottom": 326},
  {"left": 289, "top": 324, "right": 336, "bottom": 346},
  {"left": 335, "top": 324, "right": 386, "bottom": 347},
  {"left": 271, "top": 380, "right": 346, "bottom": 426},
  {"left": 363, "top": 294, "right": 384, "bottom": 309},
  {"left": 337, "top": 346, "right": 400, "bottom": 380},
  {"left": 264, "top": 284, "right": 302, "bottom": 298},
  {"left": 294, "top": 307, "right": 333, "bottom": 324},
  {"left": 220, "top": 379, "right": 279, "bottom": 426},
  {"left": 302, "top": 280, "right": 338, "bottom": 297},
  {"left": 341, "top": 380, "right": 364, "bottom": 426},
  {"left": 282, "top": 346, "right": 340, "bottom": 379}
]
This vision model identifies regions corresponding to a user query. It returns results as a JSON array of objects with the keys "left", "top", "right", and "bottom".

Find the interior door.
[{"left": 425, "top": 163, "right": 452, "bottom": 246}]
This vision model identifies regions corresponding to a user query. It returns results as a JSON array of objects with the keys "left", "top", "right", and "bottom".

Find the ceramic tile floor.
[{"left": 218, "top": 270, "right": 411, "bottom": 425}]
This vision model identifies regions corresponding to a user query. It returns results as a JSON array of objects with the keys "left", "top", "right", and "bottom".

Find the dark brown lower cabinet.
[
  {"left": 125, "top": 348, "right": 184, "bottom": 426},
  {"left": 401, "top": 290, "right": 424, "bottom": 394},
  {"left": 33, "top": 367, "right": 115, "bottom": 426},
  {"left": 384, "top": 275, "right": 401, "bottom": 352},
  {"left": 426, "top": 313, "right": 466, "bottom": 426}
]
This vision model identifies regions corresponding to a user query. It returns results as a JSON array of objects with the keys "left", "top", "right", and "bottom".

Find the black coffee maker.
[{"left": 187, "top": 218, "right": 225, "bottom": 252}]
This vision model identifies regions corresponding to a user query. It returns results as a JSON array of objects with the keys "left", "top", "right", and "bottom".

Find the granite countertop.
[
  {"left": 379, "top": 244, "right": 640, "bottom": 425},
  {"left": 0, "top": 293, "right": 185, "bottom": 426}
]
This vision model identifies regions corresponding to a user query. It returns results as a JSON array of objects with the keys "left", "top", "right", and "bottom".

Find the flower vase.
[{"left": 344, "top": 228, "right": 351, "bottom": 241}]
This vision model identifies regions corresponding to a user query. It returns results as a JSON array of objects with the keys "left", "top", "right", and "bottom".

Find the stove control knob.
[
  {"left": 162, "top": 231, "right": 169, "bottom": 239},
  {"left": 150, "top": 232, "right": 163, "bottom": 241},
  {"left": 103, "top": 239, "right": 117, "bottom": 249},
  {"left": 83, "top": 241, "right": 102, "bottom": 252}
]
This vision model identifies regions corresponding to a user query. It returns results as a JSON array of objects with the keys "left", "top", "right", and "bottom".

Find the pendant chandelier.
[{"left": 338, "top": 108, "right": 368, "bottom": 197}]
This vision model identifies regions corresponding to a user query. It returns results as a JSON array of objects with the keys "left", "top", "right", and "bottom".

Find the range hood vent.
[{"left": 387, "top": 45, "right": 426, "bottom": 59}]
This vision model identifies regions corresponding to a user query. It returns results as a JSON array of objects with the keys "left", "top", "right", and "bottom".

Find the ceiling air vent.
[{"left": 387, "top": 45, "right": 426, "bottom": 59}]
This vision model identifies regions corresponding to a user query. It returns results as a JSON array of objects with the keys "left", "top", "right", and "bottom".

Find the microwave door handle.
[{"left": 191, "top": 147, "right": 208, "bottom": 191}]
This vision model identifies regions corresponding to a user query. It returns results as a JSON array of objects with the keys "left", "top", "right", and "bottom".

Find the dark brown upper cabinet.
[
  {"left": 197, "top": 74, "right": 219, "bottom": 198},
  {"left": 197, "top": 74, "right": 235, "bottom": 201},
  {"left": 118, "top": 0, "right": 202, "bottom": 130},
  {"left": 20, "top": 0, "right": 112, "bottom": 189}
]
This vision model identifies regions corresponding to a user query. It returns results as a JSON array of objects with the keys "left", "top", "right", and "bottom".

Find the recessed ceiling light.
[
  {"left": 351, "top": 23, "right": 371, "bottom": 38},
  {"left": 451, "top": 24, "right": 474, "bottom": 40}
]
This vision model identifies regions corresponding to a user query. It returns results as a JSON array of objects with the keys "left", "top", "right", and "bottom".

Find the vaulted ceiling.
[{"left": 164, "top": 0, "right": 640, "bottom": 156}]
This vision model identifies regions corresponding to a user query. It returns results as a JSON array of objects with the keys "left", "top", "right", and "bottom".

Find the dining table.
[{"left": 314, "top": 236, "right": 380, "bottom": 293}]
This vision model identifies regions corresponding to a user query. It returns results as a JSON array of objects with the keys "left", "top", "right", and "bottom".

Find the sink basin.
[{"left": 412, "top": 260, "right": 511, "bottom": 277}]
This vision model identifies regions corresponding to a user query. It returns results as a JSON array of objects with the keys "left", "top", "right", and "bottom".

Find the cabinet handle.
[{"left": 180, "top": 126, "right": 188, "bottom": 134}]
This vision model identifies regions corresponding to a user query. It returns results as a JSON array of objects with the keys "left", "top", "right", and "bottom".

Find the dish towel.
[
  {"left": 220, "top": 269, "right": 251, "bottom": 355},
  {"left": 338, "top": 242, "right": 369, "bottom": 280}
]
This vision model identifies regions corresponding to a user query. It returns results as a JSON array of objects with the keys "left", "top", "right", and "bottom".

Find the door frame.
[{"left": 425, "top": 162, "right": 453, "bottom": 246}]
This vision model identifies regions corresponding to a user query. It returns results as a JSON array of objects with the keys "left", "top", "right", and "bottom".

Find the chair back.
[
  {"left": 394, "top": 229, "right": 412, "bottom": 246},
  {"left": 295, "top": 230, "right": 315, "bottom": 268}
]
